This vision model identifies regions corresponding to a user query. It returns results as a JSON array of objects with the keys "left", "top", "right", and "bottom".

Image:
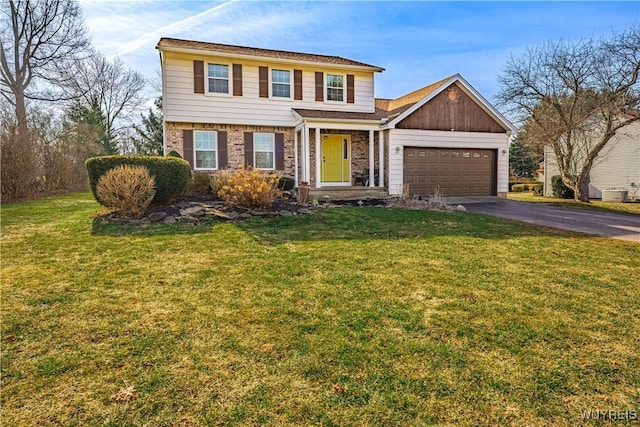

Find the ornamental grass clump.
[
  {"left": 96, "top": 164, "right": 156, "bottom": 218},
  {"left": 216, "top": 166, "right": 281, "bottom": 209}
]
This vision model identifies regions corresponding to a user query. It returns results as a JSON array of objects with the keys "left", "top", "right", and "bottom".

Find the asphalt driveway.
[{"left": 465, "top": 200, "right": 640, "bottom": 243}]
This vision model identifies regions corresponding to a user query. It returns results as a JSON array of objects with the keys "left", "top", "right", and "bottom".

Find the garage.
[{"left": 403, "top": 147, "right": 496, "bottom": 196}]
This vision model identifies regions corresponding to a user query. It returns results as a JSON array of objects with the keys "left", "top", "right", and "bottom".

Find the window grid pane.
[
  {"left": 272, "top": 83, "right": 290, "bottom": 98},
  {"left": 196, "top": 151, "right": 217, "bottom": 169},
  {"left": 255, "top": 152, "right": 274, "bottom": 169},
  {"left": 208, "top": 64, "right": 228, "bottom": 78},
  {"left": 327, "top": 88, "right": 343, "bottom": 101}
]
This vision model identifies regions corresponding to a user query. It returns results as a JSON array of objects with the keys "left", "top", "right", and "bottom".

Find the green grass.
[
  {"left": 508, "top": 192, "right": 640, "bottom": 215},
  {"left": 2, "top": 193, "right": 639, "bottom": 426}
]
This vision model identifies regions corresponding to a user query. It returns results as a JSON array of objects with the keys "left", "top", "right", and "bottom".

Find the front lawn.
[
  {"left": 508, "top": 192, "right": 640, "bottom": 215},
  {"left": 1, "top": 193, "right": 639, "bottom": 425}
]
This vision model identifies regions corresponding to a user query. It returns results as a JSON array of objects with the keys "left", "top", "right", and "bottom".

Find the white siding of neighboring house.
[
  {"left": 543, "top": 121, "right": 640, "bottom": 198},
  {"left": 387, "top": 129, "right": 510, "bottom": 196},
  {"left": 162, "top": 51, "right": 376, "bottom": 127}
]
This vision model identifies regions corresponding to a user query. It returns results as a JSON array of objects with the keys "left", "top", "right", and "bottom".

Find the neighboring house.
[
  {"left": 157, "top": 38, "right": 515, "bottom": 197},
  {"left": 542, "top": 117, "right": 640, "bottom": 198}
]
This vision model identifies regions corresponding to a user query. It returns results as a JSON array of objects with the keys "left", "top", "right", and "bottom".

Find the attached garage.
[
  {"left": 403, "top": 147, "right": 496, "bottom": 196},
  {"left": 384, "top": 75, "right": 515, "bottom": 197}
]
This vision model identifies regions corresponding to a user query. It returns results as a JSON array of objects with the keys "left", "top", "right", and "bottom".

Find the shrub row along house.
[{"left": 157, "top": 37, "right": 515, "bottom": 197}]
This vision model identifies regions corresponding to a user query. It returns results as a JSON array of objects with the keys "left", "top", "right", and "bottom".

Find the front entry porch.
[{"left": 293, "top": 123, "right": 386, "bottom": 192}]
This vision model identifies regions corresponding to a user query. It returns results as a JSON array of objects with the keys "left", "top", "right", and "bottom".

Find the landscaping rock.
[
  {"left": 163, "top": 216, "right": 177, "bottom": 224},
  {"left": 211, "top": 209, "right": 233, "bottom": 220},
  {"left": 298, "top": 208, "right": 313, "bottom": 214},
  {"left": 180, "top": 206, "right": 204, "bottom": 216},
  {"left": 456, "top": 205, "right": 467, "bottom": 212},
  {"left": 279, "top": 210, "right": 293, "bottom": 216},
  {"left": 250, "top": 211, "right": 269, "bottom": 216},
  {"left": 148, "top": 212, "right": 167, "bottom": 222}
]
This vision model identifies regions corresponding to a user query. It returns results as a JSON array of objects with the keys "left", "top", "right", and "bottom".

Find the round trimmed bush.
[
  {"left": 96, "top": 164, "right": 156, "bottom": 218},
  {"left": 86, "top": 155, "right": 191, "bottom": 205}
]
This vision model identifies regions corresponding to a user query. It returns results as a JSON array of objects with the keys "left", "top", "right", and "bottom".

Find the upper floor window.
[
  {"left": 208, "top": 64, "right": 229, "bottom": 94},
  {"left": 271, "top": 69, "right": 291, "bottom": 98},
  {"left": 254, "top": 133, "right": 275, "bottom": 169},
  {"left": 326, "top": 74, "right": 344, "bottom": 102},
  {"left": 195, "top": 130, "right": 217, "bottom": 169}
]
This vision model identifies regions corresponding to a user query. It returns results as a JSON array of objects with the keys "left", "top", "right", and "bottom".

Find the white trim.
[
  {"left": 368, "top": 129, "right": 375, "bottom": 187},
  {"left": 303, "top": 126, "right": 310, "bottom": 183},
  {"left": 378, "top": 131, "right": 384, "bottom": 187},
  {"left": 382, "top": 74, "right": 515, "bottom": 133},
  {"left": 314, "top": 128, "right": 321, "bottom": 188},
  {"left": 294, "top": 130, "right": 299, "bottom": 186}
]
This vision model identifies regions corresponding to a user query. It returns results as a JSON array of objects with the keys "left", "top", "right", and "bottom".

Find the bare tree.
[
  {"left": 0, "top": 0, "right": 90, "bottom": 135},
  {"left": 497, "top": 24, "right": 640, "bottom": 201},
  {"left": 60, "top": 54, "right": 147, "bottom": 153}
]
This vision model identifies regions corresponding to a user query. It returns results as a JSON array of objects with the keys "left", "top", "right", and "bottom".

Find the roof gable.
[
  {"left": 157, "top": 38, "right": 384, "bottom": 72},
  {"left": 383, "top": 74, "right": 515, "bottom": 133}
]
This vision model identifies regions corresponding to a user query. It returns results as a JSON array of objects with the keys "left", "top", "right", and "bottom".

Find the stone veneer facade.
[
  {"left": 166, "top": 122, "right": 385, "bottom": 188},
  {"left": 165, "top": 122, "right": 296, "bottom": 176}
]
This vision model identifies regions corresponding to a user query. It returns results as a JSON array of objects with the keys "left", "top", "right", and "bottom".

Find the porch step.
[{"left": 307, "top": 186, "right": 388, "bottom": 201}]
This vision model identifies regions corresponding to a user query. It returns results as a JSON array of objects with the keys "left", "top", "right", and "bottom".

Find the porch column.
[
  {"left": 303, "top": 126, "right": 311, "bottom": 183},
  {"left": 293, "top": 130, "right": 299, "bottom": 186},
  {"left": 315, "top": 128, "right": 321, "bottom": 188},
  {"left": 378, "top": 131, "right": 384, "bottom": 187},
  {"left": 369, "top": 129, "right": 375, "bottom": 187}
]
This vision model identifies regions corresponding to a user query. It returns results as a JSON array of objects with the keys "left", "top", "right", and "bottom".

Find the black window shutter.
[
  {"left": 218, "top": 131, "right": 228, "bottom": 169},
  {"left": 259, "top": 66, "right": 269, "bottom": 98},
  {"left": 347, "top": 74, "right": 355, "bottom": 104},
  {"left": 244, "top": 132, "right": 254, "bottom": 167},
  {"left": 232, "top": 64, "right": 242, "bottom": 96},
  {"left": 275, "top": 133, "right": 285, "bottom": 170},
  {"left": 294, "top": 70, "right": 303, "bottom": 100},
  {"left": 182, "top": 130, "right": 194, "bottom": 168},
  {"left": 193, "top": 61, "right": 204, "bottom": 94},
  {"left": 315, "top": 72, "right": 324, "bottom": 101}
]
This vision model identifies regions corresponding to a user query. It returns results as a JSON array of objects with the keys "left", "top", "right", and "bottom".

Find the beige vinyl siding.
[
  {"left": 163, "top": 52, "right": 376, "bottom": 127},
  {"left": 387, "top": 129, "right": 509, "bottom": 195},
  {"left": 544, "top": 122, "right": 640, "bottom": 198}
]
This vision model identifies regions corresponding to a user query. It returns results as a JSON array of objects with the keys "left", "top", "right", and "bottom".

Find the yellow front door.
[{"left": 321, "top": 135, "right": 350, "bottom": 182}]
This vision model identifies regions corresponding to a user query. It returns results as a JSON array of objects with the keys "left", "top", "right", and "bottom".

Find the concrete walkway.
[{"left": 464, "top": 199, "right": 640, "bottom": 243}]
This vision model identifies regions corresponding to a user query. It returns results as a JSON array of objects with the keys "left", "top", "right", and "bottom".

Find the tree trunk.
[
  {"left": 573, "top": 173, "right": 591, "bottom": 202},
  {"left": 14, "top": 84, "right": 29, "bottom": 140}
]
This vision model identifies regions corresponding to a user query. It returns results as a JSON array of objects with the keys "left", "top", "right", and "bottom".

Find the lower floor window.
[
  {"left": 195, "top": 130, "right": 217, "bottom": 169},
  {"left": 254, "top": 133, "right": 275, "bottom": 169}
]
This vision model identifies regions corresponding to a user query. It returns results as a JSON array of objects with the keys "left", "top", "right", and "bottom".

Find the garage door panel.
[{"left": 403, "top": 147, "right": 496, "bottom": 196}]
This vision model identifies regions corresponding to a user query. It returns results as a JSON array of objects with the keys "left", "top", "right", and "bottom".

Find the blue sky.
[{"left": 78, "top": 1, "right": 639, "bottom": 102}]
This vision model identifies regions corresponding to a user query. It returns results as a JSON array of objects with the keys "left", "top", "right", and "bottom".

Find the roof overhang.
[
  {"left": 292, "top": 110, "right": 382, "bottom": 131},
  {"left": 156, "top": 45, "right": 385, "bottom": 73}
]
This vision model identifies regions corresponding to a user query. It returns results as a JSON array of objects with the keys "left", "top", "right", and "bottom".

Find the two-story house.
[{"left": 157, "top": 37, "right": 514, "bottom": 197}]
